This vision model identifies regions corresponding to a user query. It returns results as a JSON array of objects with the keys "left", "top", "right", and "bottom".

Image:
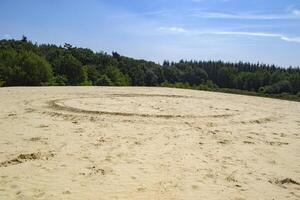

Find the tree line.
[{"left": 0, "top": 37, "right": 299, "bottom": 100}]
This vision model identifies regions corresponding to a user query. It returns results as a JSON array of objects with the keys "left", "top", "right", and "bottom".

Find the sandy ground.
[{"left": 0, "top": 87, "right": 299, "bottom": 200}]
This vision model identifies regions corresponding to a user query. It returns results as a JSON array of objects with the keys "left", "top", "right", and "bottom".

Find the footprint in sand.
[
  {"left": 243, "top": 141, "right": 255, "bottom": 144},
  {"left": 137, "top": 187, "right": 147, "bottom": 192},
  {"left": 218, "top": 140, "right": 231, "bottom": 145},
  {"left": 8, "top": 113, "right": 17, "bottom": 117},
  {"left": 25, "top": 137, "right": 48, "bottom": 145},
  {"left": 265, "top": 141, "right": 289, "bottom": 146},
  {"left": 36, "top": 124, "right": 49, "bottom": 128},
  {"left": 269, "top": 178, "right": 300, "bottom": 191},
  {"left": 191, "top": 185, "right": 199, "bottom": 190},
  {"left": 87, "top": 166, "right": 105, "bottom": 175},
  {"left": 0, "top": 152, "right": 55, "bottom": 167}
]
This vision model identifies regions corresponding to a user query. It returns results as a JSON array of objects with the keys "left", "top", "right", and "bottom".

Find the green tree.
[
  {"left": 96, "top": 74, "right": 113, "bottom": 86},
  {"left": 1, "top": 50, "right": 52, "bottom": 86},
  {"left": 17, "top": 51, "right": 53, "bottom": 85},
  {"left": 263, "top": 81, "right": 292, "bottom": 94},
  {"left": 1, "top": 37, "right": 300, "bottom": 101},
  {"left": 53, "top": 75, "right": 68, "bottom": 86},
  {"left": 104, "top": 65, "right": 130, "bottom": 86},
  {"left": 289, "top": 74, "right": 300, "bottom": 94},
  {"left": 163, "top": 66, "right": 181, "bottom": 83},
  {"left": 128, "top": 64, "right": 146, "bottom": 86},
  {"left": 59, "top": 54, "right": 85, "bottom": 85},
  {"left": 217, "top": 67, "right": 237, "bottom": 88},
  {"left": 86, "top": 65, "right": 99, "bottom": 84}
]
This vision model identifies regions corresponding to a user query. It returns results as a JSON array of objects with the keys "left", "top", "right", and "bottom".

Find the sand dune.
[{"left": 0, "top": 87, "right": 299, "bottom": 200}]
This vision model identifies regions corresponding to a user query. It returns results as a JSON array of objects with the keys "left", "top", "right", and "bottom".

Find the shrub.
[
  {"left": 52, "top": 75, "right": 68, "bottom": 86},
  {"left": 80, "top": 80, "right": 92, "bottom": 86},
  {"left": 0, "top": 79, "right": 5, "bottom": 87},
  {"left": 96, "top": 75, "right": 113, "bottom": 86},
  {"left": 263, "top": 81, "right": 292, "bottom": 94}
]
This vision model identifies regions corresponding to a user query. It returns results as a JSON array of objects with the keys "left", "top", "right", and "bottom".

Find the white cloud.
[
  {"left": 206, "top": 31, "right": 300, "bottom": 43},
  {"left": 158, "top": 27, "right": 187, "bottom": 33},
  {"left": 116, "top": 7, "right": 300, "bottom": 21},
  {"left": 292, "top": 9, "right": 300, "bottom": 16},
  {"left": 280, "top": 36, "right": 300, "bottom": 43},
  {"left": 190, "top": 10, "right": 300, "bottom": 20},
  {"left": 158, "top": 27, "right": 300, "bottom": 43},
  {"left": 211, "top": 31, "right": 279, "bottom": 37}
]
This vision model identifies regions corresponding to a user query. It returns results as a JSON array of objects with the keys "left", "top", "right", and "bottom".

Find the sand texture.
[{"left": 0, "top": 87, "right": 299, "bottom": 200}]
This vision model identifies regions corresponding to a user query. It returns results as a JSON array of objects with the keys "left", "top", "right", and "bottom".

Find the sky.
[{"left": 0, "top": 0, "right": 300, "bottom": 67}]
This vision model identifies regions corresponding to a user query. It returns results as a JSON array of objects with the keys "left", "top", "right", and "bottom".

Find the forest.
[{"left": 1, "top": 37, "right": 300, "bottom": 101}]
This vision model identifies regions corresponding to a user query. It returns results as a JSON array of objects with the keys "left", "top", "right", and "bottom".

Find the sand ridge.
[{"left": 0, "top": 87, "right": 299, "bottom": 199}]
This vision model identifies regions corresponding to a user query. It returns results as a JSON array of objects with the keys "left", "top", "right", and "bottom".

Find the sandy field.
[{"left": 0, "top": 87, "right": 299, "bottom": 200}]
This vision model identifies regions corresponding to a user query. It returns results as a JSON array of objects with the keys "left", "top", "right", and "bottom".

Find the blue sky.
[{"left": 1, "top": 0, "right": 300, "bottom": 67}]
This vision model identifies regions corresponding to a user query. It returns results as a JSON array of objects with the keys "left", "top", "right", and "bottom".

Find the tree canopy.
[{"left": 0, "top": 38, "right": 299, "bottom": 100}]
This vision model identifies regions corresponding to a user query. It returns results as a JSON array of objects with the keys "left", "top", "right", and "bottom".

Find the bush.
[
  {"left": 52, "top": 75, "right": 68, "bottom": 86},
  {"left": 204, "top": 80, "right": 219, "bottom": 89},
  {"left": 96, "top": 75, "right": 113, "bottom": 86},
  {"left": 161, "top": 81, "right": 172, "bottom": 87},
  {"left": 263, "top": 81, "right": 292, "bottom": 94},
  {"left": 104, "top": 65, "right": 130, "bottom": 86},
  {"left": 258, "top": 87, "right": 265, "bottom": 93},
  {"left": 80, "top": 80, "right": 92, "bottom": 86},
  {"left": 3, "top": 51, "right": 53, "bottom": 86},
  {"left": 0, "top": 79, "right": 5, "bottom": 87},
  {"left": 196, "top": 84, "right": 211, "bottom": 91},
  {"left": 174, "top": 82, "right": 191, "bottom": 89},
  {"left": 59, "top": 54, "right": 85, "bottom": 85}
]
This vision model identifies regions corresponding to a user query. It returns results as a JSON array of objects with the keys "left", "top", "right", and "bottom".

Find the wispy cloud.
[
  {"left": 280, "top": 36, "right": 300, "bottom": 43},
  {"left": 190, "top": 10, "right": 300, "bottom": 20},
  {"left": 211, "top": 31, "right": 300, "bottom": 43},
  {"left": 158, "top": 27, "right": 300, "bottom": 43},
  {"left": 293, "top": 9, "right": 300, "bottom": 16},
  {"left": 192, "top": 0, "right": 231, "bottom": 2},
  {"left": 113, "top": 7, "right": 300, "bottom": 21},
  {"left": 112, "top": 9, "right": 175, "bottom": 18},
  {"left": 158, "top": 27, "right": 187, "bottom": 33}
]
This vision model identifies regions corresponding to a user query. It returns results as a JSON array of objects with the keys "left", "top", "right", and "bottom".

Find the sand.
[{"left": 0, "top": 86, "right": 299, "bottom": 200}]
